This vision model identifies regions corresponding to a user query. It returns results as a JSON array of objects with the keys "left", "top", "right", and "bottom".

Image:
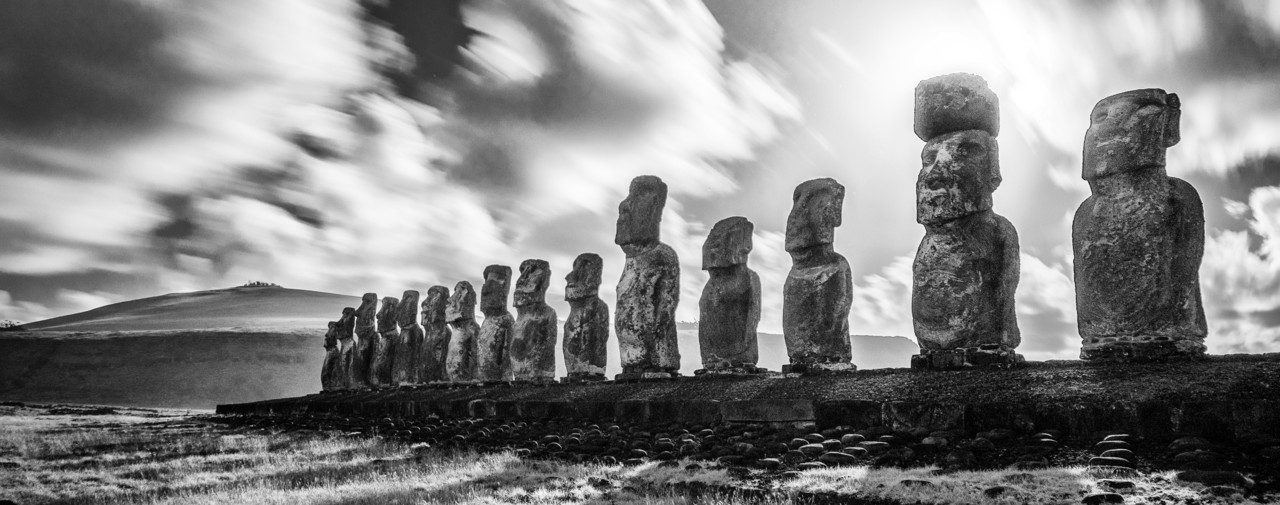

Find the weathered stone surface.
[
  {"left": 371, "top": 296, "right": 400, "bottom": 387},
  {"left": 699, "top": 216, "right": 760, "bottom": 369},
  {"left": 564, "top": 253, "right": 609, "bottom": 379},
  {"left": 445, "top": 281, "right": 480, "bottom": 382},
  {"left": 511, "top": 259, "right": 557, "bottom": 381},
  {"left": 394, "top": 291, "right": 424, "bottom": 385},
  {"left": 418, "top": 286, "right": 450, "bottom": 383},
  {"left": 912, "top": 75, "right": 1020, "bottom": 369},
  {"left": 350, "top": 293, "right": 378, "bottom": 389},
  {"left": 615, "top": 176, "right": 680, "bottom": 375},
  {"left": 913, "top": 73, "right": 999, "bottom": 141},
  {"left": 477, "top": 265, "right": 514, "bottom": 382},
  {"left": 783, "top": 178, "right": 853, "bottom": 367},
  {"left": 321, "top": 321, "right": 341, "bottom": 391},
  {"left": 336, "top": 307, "right": 356, "bottom": 390},
  {"left": 1073, "top": 89, "right": 1206, "bottom": 361}
]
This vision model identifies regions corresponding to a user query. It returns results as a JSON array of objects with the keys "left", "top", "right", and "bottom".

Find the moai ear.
[
  {"left": 988, "top": 135, "right": 1003, "bottom": 191},
  {"left": 826, "top": 186, "right": 845, "bottom": 228},
  {"left": 1163, "top": 93, "right": 1181, "bottom": 148}
]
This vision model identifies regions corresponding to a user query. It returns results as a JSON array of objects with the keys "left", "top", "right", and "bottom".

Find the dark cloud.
[
  {"left": 0, "top": 0, "right": 195, "bottom": 142},
  {"left": 1192, "top": 1, "right": 1280, "bottom": 79},
  {"left": 364, "top": 0, "right": 473, "bottom": 90}
]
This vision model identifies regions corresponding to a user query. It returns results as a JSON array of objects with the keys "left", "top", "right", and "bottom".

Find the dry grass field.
[{"left": 0, "top": 403, "right": 1270, "bottom": 505}]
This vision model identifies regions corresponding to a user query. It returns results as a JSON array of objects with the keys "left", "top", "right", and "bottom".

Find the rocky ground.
[{"left": 215, "top": 411, "right": 1280, "bottom": 503}]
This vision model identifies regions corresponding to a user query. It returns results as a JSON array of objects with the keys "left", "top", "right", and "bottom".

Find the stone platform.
[{"left": 217, "top": 354, "right": 1280, "bottom": 442}]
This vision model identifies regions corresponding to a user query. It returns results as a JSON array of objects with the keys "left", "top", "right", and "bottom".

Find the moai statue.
[
  {"left": 1074, "top": 88, "right": 1206, "bottom": 361},
  {"left": 910, "top": 73, "right": 1022, "bottom": 370},
  {"left": 444, "top": 281, "right": 480, "bottom": 382},
  {"left": 615, "top": 175, "right": 681, "bottom": 379},
  {"left": 418, "top": 285, "right": 451, "bottom": 383},
  {"left": 782, "top": 178, "right": 853, "bottom": 372},
  {"left": 563, "top": 253, "right": 609, "bottom": 381},
  {"left": 477, "top": 265, "right": 514, "bottom": 382},
  {"left": 510, "top": 259, "right": 558, "bottom": 381},
  {"left": 350, "top": 293, "right": 378, "bottom": 389},
  {"left": 321, "top": 321, "right": 342, "bottom": 391},
  {"left": 697, "top": 216, "right": 762, "bottom": 373},
  {"left": 392, "top": 291, "right": 424, "bottom": 385},
  {"left": 336, "top": 307, "right": 356, "bottom": 390},
  {"left": 369, "top": 296, "right": 399, "bottom": 387}
]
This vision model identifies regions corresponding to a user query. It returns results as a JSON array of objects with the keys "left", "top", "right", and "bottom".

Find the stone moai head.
[
  {"left": 615, "top": 175, "right": 667, "bottom": 246},
  {"left": 396, "top": 290, "right": 419, "bottom": 326},
  {"left": 480, "top": 265, "right": 511, "bottom": 315},
  {"left": 913, "top": 73, "right": 1000, "bottom": 141},
  {"left": 1083, "top": 88, "right": 1181, "bottom": 180},
  {"left": 445, "top": 281, "right": 476, "bottom": 323},
  {"left": 565, "top": 253, "right": 603, "bottom": 301},
  {"left": 917, "top": 130, "right": 1000, "bottom": 225},
  {"left": 339, "top": 307, "right": 356, "bottom": 335},
  {"left": 785, "top": 178, "right": 845, "bottom": 252},
  {"left": 324, "top": 321, "right": 338, "bottom": 346},
  {"left": 378, "top": 296, "right": 400, "bottom": 330},
  {"left": 357, "top": 292, "right": 378, "bottom": 317},
  {"left": 703, "top": 216, "right": 753, "bottom": 269},
  {"left": 514, "top": 259, "right": 550, "bottom": 308},
  {"left": 423, "top": 285, "right": 450, "bottom": 323}
]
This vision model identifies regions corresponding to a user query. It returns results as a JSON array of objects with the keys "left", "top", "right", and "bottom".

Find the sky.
[{"left": 1, "top": 0, "right": 1279, "bottom": 361}]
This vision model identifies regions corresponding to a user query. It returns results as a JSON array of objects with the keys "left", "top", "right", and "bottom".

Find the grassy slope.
[
  {"left": 2, "top": 404, "right": 1266, "bottom": 505},
  {"left": 21, "top": 286, "right": 361, "bottom": 332}
]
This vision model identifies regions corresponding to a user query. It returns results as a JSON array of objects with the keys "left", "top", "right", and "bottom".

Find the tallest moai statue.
[
  {"left": 1074, "top": 89, "right": 1206, "bottom": 361},
  {"left": 910, "top": 73, "right": 1022, "bottom": 369},
  {"left": 615, "top": 175, "right": 681, "bottom": 379}
]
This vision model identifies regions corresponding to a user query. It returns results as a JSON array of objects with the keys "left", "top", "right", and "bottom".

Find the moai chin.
[
  {"left": 614, "top": 175, "right": 681, "bottom": 379},
  {"left": 697, "top": 216, "right": 761, "bottom": 374},
  {"left": 1073, "top": 88, "right": 1206, "bottom": 361},
  {"left": 417, "top": 285, "right": 451, "bottom": 383},
  {"left": 391, "top": 291, "right": 423, "bottom": 385},
  {"left": 782, "top": 178, "right": 853, "bottom": 372},
  {"left": 510, "top": 259, "right": 558, "bottom": 381},
  {"left": 336, "top": 307, "right": 356, "bottom": 390},
  {"left": 910, "top": 73, "right": 1023, "bottom": 370},
  {"left": 477, "top": 265, "right": 514, "bottom": 382},
  {"left": 444, "top": 281, "right": 480, "bottom": 382},
  {"left": 369, "top": 296, "right": 399, "bottom": 387},
  {"left": 321, "top": 321, "right": 342, "bottom": 392},
  {"left": 350, "top": 293, "right": 378, "bottom": 388},
  {"left": 563, "top": 253, "right": 609, "bottom": 381}
]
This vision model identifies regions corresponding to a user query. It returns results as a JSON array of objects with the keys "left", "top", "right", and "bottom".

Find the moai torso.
[
  {"left": 369, "top": 296, "right": 399, "bottom": 387},
  {"left": 1073, "top": 89, "right": 1205, "bottom": 359},
  {"left": 417, "top": 286, "right": 450, "bottom": 383},
  {"left": 511, "top": 259, "right": 558, "bottom": 381},
  {"left": 391, "top": 291, "right": 423, "bottom": 385},
  {"left": 782, "top": 178, "right": 853, "bottom": 367},
  {"left": 445, "top": 281, "right": 480, "bottom": 381},
  {"left": 912, "top": 211, "right": 1019, "bottom": 349},
  {"left": 350, "top": 293, "right": 378, "bottom": 388},
  {"left": 336, "top": 307, "right": 356, "bottom": 390},
  {"left": 563, "top": 253, "right": 609, "bottom": 378},
  {"left": 698, "top": 216, "right": 761, "bottom": 369},
  {"left": 477, "top": 265, "right": 514, "bottom": 382},
  {"left": 615, "top": 176, "right": 681, "bottom": 375},
  {"left": 321, "top": 321, "right": 341, "bottom": 391}
]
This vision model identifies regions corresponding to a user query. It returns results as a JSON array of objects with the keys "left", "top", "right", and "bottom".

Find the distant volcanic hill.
[
  {"left": 3, "top": 286, "right": 918, "bottom": 409},
  {"left": 22, "top": 285, "right": 361, "bottom": 332}
]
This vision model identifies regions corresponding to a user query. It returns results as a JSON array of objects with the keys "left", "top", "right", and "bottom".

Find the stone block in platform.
[
  {"left": 884, "top": 402, "right": 965, "bottom": 432},
  {"left": 616, "top": 400, "right": 650, "bottom": 422},
  {"left": 1174, "top": 401, "right": 1235, "bottom": 441},
  {"left": 469, "top": 399, "right": 497, "bottom": 418},
  {"left": 815, "top": 400, "right": 883, "bottom": 429},
  {"left": 911, "top": 346, "right": 1025, "bottom": 370},
  {"left": 1231, "top": 400, "right": 1280, "bottom": 438},
  {"left": 722, "top": 399, "right": 815, "bottom": 423},
  {"left": 614, "top": 371, "right": 681, "bottom": 381},
  {"left": 780, "top": 362, "right": 855, "bottom": 375}
]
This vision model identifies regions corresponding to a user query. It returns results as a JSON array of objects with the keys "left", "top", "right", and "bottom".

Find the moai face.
[
  {"left": 339, "top": 307, "right": 356, "bottom": 336},
  {"left": 423, "top": 285, "right": 450, "bottom": 323},
  {"left": 615, "top": 175, "right": 667, "bottom": 246},
  {"left": 445, "top": 281, "right": 476, "bottom": 323},
  {"left": 480, "top": 265, "right": 511, "bottom": 315},
  {"left": 565, "top": 253, "right": 603, "bottom": 301},
  {"left": 357, "top": 292, "right": 378, "bottom": 317},
  {"left": 378, "top": 297, "right": 400, "bottom": 330},
  {"left": 703, "top": 216, "right": 753, "bottom": 269},
  {"left": 396, "top": 290, "right": 419, "bottom": 326},
  {"left": 1083, "top": 89, "right": 1180, "bottom": 180},
  {"left": 917, "top": 130, "right": 999, "bottom": 225},
  {"left": 514, "top": 259, "right": 550, "bottom": 308},
  {"left": 785, "top": 178, "right": 845, "bottom": 252}
]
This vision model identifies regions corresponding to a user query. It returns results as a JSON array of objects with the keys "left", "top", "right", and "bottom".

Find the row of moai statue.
[{"left": 320, "top": 72, "right": 1208, "bottom": 390}]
